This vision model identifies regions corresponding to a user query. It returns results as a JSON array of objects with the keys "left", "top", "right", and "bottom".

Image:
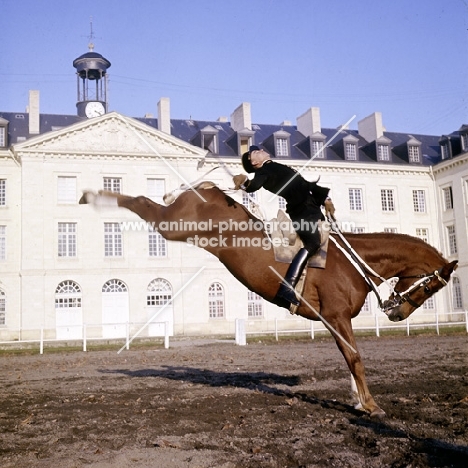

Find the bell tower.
[{"left": 73, "top": 19, "right": 111, "bottom": 118}]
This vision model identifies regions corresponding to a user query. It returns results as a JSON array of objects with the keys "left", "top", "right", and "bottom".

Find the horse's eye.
[{"left": 424, "top": 286, "right": 431, "bottom": 294}]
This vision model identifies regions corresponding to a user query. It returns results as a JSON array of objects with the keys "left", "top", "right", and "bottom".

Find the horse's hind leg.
[{"left": 327, "top": 318, "right": 386, "bottom": 418}]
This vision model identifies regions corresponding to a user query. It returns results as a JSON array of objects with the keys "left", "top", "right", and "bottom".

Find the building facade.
[{"left": 0, "top": 49, "right": 466, "bottom": 342}]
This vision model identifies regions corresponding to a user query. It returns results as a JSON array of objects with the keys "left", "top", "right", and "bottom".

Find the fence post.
[
  {"left": 406, "top": 318, "right": 410, "bottom": 336},
  {"left": 275, "top": 318, "right": 278, "bottom": 341},
  {"left": 83, "top": 324, "right": 87, "bottom": 352},
  {"left": 126, "top": 322, "right": 130, "bottom": 350},
  {"left": 40, "top": 328, "right": 44, "bottom": 355},
  {"left": 435, "top": 310, "right": 440, "bottom": 336},
  {"left": 375, "top": 314, "right": 380, "bottom": 337},
  {"left": 164, "top": 321, "right": 170, "bottom": 349},
  {"left": 310, "top": 320, "right": 314, "bottom": 340},
  {"left": 235, "top": 319, "right": 246, "bottom": 346},
  {"left": 465, "top": 310, "right": 468, "bottom": 333}
]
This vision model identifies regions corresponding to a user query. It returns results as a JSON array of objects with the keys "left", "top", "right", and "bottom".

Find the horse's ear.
[{"left": 441, "top": 260, "right": 458, "bottom": 279}]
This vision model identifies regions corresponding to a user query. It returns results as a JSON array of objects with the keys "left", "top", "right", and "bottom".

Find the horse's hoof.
[{"left": 370, "top": 407, "right": 386, "bottom": 419}]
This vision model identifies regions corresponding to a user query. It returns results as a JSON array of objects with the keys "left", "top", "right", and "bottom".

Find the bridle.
[{"left": 381, "top": 268, "right": 448, "bottom": 316}]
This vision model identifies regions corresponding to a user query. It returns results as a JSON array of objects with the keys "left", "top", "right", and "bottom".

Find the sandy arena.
[{"left": 0, "top": 333, "right": 467, "bottom": 467}]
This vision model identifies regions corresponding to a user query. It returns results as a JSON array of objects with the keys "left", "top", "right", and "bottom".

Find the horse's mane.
[{"left": 343, "top": 232, "right": 445, "bottom": 259}]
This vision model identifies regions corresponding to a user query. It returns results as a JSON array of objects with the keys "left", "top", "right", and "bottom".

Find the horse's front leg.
[{"left": 327, "top": 317, "right": 386, "bottom": 418}]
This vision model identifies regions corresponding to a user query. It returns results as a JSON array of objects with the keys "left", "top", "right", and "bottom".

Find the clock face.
[{"left": 85, "top": 102, "right": 105, "bottom": 118}]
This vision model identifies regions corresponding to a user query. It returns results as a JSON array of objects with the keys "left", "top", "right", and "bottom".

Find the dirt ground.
[{"left": 0, "top": 333, "right": 467, "bottom": 468}]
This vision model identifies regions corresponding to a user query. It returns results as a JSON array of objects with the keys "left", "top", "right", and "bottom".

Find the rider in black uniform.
[{"left": 233, "top": 145, "right": 333, "bottom": 308}]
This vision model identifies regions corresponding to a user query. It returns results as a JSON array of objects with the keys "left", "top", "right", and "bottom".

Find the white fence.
[{"left": 0, "top": 310, "right": 466, "bottom": 353}]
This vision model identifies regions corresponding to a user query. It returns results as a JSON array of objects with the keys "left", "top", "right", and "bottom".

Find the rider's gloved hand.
[
  {"left": 233, "top": 174, "right": 248, "bottom": 190},
  {"left": 324, "top": 198, "right": 336, "bottom": 220}
]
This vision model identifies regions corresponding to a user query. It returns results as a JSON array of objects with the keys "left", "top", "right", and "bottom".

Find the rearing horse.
[{"left": 80, "top": 183, "right": 457, "bottom": 418}]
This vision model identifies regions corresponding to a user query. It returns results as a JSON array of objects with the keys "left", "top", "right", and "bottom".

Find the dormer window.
[
  {"left": 441, "top": 141, "right": 451, "bottom": 160},
  {"left": 191, "top": 125, "right": 219, "bottom": 154},
  {"left": 226, "top": 128, "right": 255, "bottom": 156},
  {"left": 461, "top": 133, "right": 468, "bottom": 152},
  {"left": 377, "top": 144, "right": 390, "bottom": 161},
  {"left": 276, "top": 137, "right": 288, "bottom": 156},
  {"left": 343, "top": 135, "right": 359, "bottom": 161},
  {"left": 201, "top": 126, "right": 219, "bottom": 154},
  {"left": 273, "top": 130, "right": 291, "bottom": 157},
  {"left": 406, "top": 136, "right": 422, "bottom": 163},
  {"left": 408, "top": 145, "right": 420, "bottom": 162},
  {"left": 375, "top": 136, "right": 392, "bottom": 162},
  {"left": 345, "top": 142, "right": 357, "bottom": 160}
]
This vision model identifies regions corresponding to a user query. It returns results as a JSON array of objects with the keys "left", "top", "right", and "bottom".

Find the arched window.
[
  {"left": 208, "top": 282, "right": 225, "bottom": 318},
  {"left": 102, "top": 279, "right": 128, "bottom": 293},
  {"left": 55, "top": 280, "right": 82, "bottom": 308},
  {"left": 452, "top": 277, "right": 464, "bottom": 310},
  {"left": 147, "top": 278, "right": 172, "bottom": 306}
]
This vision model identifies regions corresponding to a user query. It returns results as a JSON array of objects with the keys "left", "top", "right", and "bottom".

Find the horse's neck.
[{"left": 349, "top": 234, "right": 440, "bottom": 277}]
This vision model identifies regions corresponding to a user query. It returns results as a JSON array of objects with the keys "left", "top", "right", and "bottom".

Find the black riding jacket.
[{"left": 244, "top": 160, "right": 329, "bottom": 218}]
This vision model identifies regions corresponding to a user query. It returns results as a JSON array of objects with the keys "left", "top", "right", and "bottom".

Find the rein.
[{"left": 327, "top": 215, "right": 448, "bottom": 316}]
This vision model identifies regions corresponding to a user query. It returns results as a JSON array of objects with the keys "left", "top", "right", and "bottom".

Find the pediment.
[{"left": 12, "top": 112, "right": 207, "bottom": 158}]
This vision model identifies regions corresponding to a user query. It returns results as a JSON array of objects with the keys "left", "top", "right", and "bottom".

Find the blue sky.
[{"left": 2, "top": 0, "right": 467, "bottom": 135}]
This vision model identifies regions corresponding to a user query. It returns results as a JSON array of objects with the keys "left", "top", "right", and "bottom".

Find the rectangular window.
[
  {"left": 383, "top": 227, "right": 397, "bottom": 233},
  {"left": 242, "top": 191, "right": 258, "bottom": 211},
  {"left": 345, "top": 143, "right": 357, "bottom": 160},
  {"left": 361, "top": 296, "right": 371, "bottom": 313},
  {"left": 247, "top": 291, "right": 263, "bottom": 318},
  {"left": 104, "top": 222, "right": 122, "bottom": 257},
  {"left": 58, "top": 222, "right": 76, "bottom": 257},
  {"left": 408, "top": 145, "right": 420, "bottom": 163},
  {"left": 422, "top": 296, "right": 435, "bottom": 310},
  {"left": 415, "top": 228, "right": 429, "bottom": 243},
  {"left": 412, "top": 190, "right": 426, "bottom": 213},
  {"left": 0, "top": 127, "right": 5, "bottom": 147},
  {"left": 149, "top": 230, "right": 167, "bottom": 257},
  {"left": 103, "top": 177, "right": 121, "bottom": 193},
  {"left": 0, "top": 180, "right": 5, "bottom": 206},
  {"left": 0, "top": 292, "right": 5, "bottom": 325},
  {"left": 0, "top": 226, "right": 5, "bottom": 260},
  {"left": 447, "top": 225, "right": 457, "bottom": 255},
  {"left": 349, "top": 188, "right": 363, "bottom": 211},
  {"left": 57, "top": 176, "right": 77, "bottom": 204},
  {"left": 147, "top": 178, "right": 165, "bottom": 202},
  {"left": 312, "top": 140, "right": 325, "bottom": 158},
  {"left": 443, "top": 187, "right": 453, "bottom": 210},
  {"left": 377, "top": 144, "right": 390, "bottom": 161},
  {"left": 381, "top": 189, "right": 395, "bottom": 212},
  {"left": 278, "top": 196, "right": 286, "bottom": 211},
  {"left": 352, "top": 226, "right": 365, "bottom": 233}
]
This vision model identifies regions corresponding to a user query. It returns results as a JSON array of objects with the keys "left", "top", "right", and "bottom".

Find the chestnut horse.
[{"left": 80, "top": 183, "right": 457, "bottom": 417}]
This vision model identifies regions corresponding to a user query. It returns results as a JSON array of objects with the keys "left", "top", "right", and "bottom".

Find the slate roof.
[{"left": 0, "top": 110, "right": 464, "bottom": 167}]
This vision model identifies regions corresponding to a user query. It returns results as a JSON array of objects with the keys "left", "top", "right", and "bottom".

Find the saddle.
[
  {"left": 267, "top": 210, "right": 329, "bottom": 315},
  {"left": 267, "top": 210, "right": 329, "bottom": 268}
]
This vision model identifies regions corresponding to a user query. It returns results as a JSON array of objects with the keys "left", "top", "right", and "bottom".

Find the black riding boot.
[{"left": 275, "top": 248, "right": 311, "bottom": 306}]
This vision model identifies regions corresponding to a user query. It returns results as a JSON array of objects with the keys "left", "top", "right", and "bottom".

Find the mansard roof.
[{"left": 0, "top": 110, "right": 445, "bottom": 166}]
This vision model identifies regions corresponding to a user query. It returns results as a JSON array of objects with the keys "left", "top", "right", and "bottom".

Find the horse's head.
[{"left": 384, "top": 260, "right": 458, "bottom": 322}]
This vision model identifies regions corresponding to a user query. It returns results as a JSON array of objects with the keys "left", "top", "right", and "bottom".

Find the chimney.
[
  {"left": 28, "top": 90, "right": 40, "bottom": 135},
  {"left": 230, "top": 102, "right": 251, "bottom": 131},
  {"left": 157, "top": 97, "right": 171, "bottom": 134},
  {"left": 358, "top": 112, "right": 384, "bottom": 142},
  {"left": 297, "top": 107, "right": 321, "bottom": 137}
]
